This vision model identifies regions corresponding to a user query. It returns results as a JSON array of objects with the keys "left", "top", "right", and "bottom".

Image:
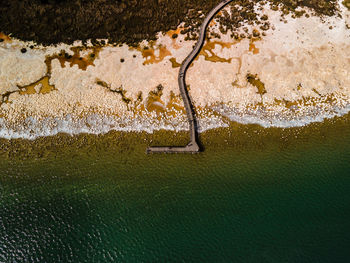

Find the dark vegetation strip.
[{"left": 0, "top": 0, "right": 339, "bottom": 46}]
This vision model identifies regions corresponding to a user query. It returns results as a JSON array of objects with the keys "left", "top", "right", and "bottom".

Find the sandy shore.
[
  {"left": 0, "top": 0, "right": 349, "bottom": 139},
  {"left": 1, "top": 109, "right": 349, "bottom": 161}
]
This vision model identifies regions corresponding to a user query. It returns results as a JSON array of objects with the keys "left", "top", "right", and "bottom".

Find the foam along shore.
[{"left": 0, "top": 0, "right": 350, "bottom": 139}]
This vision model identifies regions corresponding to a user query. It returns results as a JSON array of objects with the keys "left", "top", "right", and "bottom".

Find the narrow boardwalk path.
[{"left": 147, "top": 0, "right": 234, "bottom": 153}]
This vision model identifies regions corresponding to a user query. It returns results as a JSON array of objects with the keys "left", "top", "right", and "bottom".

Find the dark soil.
[{"left": 0, "top": 0, "right": 339, "bottom": 46}]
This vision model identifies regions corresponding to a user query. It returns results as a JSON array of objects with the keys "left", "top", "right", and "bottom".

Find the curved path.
[{"left": 147, "top": 0, "right": 234, "bottom": 153}]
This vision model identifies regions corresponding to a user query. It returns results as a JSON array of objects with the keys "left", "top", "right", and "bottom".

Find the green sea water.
[{"left": 0, "top": 117, "right": 350, "bottom": 262}]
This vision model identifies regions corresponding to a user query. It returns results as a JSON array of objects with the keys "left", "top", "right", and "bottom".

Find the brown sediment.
[
  {"left": 169, "top": 58, "right": 181, "bottom": 68},
  {"left": 96, "top": 79, "right": 185, "bottom": 117},
  {"left": 197, "top": 40, "right": 235, "bottom": 63},
  {"left": 166, "top": 27, "right": 183, "bottom": 49},
  {"left": 167, "top": 91, "right": 186, "bottom": 114},
  {"left": 234, "top": 56, "right": 243, "bottom": 77},
  {"left": 45, "top": 46, "right": 101, "bottom": 72},
  {"left": 268, "top": 93, "right": 339, "bottom": 110},
  {"left": 96, "top": 78, "right": 184, "bottom": 116},
  {"left": 0, "top": 32, "right": 11, "bottom": 42},
  {"left": 246, "top": 73, "right": 267, "bottom": 95},
  {"left": 0, "top": 90, "right": 17, "bottom": 104},
  {"left": 19, "top": 76, "right": 55, "bottom": 95},
  {"left": 96, "top": 79, "right": 132, "bottom": 109},
  {"left": 312, "top": 88, "right": 322, "bottom": 97},
  {"left": 146, "top": 84, "right": 166, "bottom": 114},
  {"left": 249, "top": 38, "right": 260, "bottom": 55},
  {"left": 138, "top": 44, "right": 172, "bottom": 65},
  {"left": 137, "top": 39, "right": 237, "bottom": 66},
  {"left": 144, "top": 84, "right": 187, "bottom": 119}
]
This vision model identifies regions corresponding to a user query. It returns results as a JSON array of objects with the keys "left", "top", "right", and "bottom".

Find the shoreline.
[{"left": 1, "top": 110, "right": 349, "bottom": 159}]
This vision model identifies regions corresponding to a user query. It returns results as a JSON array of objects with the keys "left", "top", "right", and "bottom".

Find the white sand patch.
[{"left": 0, "top": 46, "right": 46, "bottom": 93}]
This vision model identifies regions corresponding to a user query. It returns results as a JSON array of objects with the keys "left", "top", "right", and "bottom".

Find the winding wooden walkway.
[{"left": 147, "top": 0, "right": 234, "bottom": 153}]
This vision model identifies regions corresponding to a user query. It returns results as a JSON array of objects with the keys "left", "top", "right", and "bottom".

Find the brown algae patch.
[
  {"left": 96, "top": 79, "right": 132, "bottom": 109},
  {"left": 146, "top": 84, "right": 166, "bottom": 113},
  {"left": 0, "top": 32, "right": 11, "bottom": 43},
  {"left": 96, "top": 79, "right": 184, "bottom": 118},
  {"left": 139, "top": 38, "right": 238, "bottom": 67},
  {"left": 166, "top": 28, "right": 183, "bottom": 49},
  {"left": 169, "top": 57, "right": 181, "bottom": 68},
  {"left": 343, "top": 0, "right": 350, "bottom": 10},
  {"left": 198, "top": 40, "right": 235, "bottom": 63},
  {"left": 137, "top": 44, "right": 172, "bottom": 65},
  {"left": 258, "top": 90, "right": 340, "bottom": 111},
  {"left": 46, "top": 46, "right": 101, "bottom": 72},
  {"left": 249, "top": 38, "right": 260, "bottom": 55},
  {"left": 19, "top": 76, "right": 55, "bottom": 95},
  {"left": 0, "top": 91, "right": 17, "bottom": 104},
  {"left": 246, "top": 73, "right": 267, "bottom": 96},
  {"left": 166, "top": 91, "right": 185, "bottom": 114}
]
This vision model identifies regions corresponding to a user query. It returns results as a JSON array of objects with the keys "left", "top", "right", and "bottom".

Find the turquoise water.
[{"left": 1, "top": 122, "right": 350, "bottom": 262}]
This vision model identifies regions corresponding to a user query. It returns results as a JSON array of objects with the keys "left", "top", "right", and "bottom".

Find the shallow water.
[{"left": 1, "top": 118, "right": 350, "bottom": 262}]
